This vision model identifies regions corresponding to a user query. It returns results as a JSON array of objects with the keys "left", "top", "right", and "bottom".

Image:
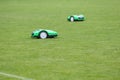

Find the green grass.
[{"left": 0, "top": 0, "right": 120, "bottom": 80}]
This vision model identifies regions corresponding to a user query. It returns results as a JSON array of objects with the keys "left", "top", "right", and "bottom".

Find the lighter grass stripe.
[{"left": 0, "top": 72, "right": 34, "bottom": 80}]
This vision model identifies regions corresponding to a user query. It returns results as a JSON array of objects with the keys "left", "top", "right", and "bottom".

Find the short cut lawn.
[{"left": 0, "top": 0, "right": 120, "bottom": 80}]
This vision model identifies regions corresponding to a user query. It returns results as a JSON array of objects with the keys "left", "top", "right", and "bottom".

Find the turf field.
[{"left": 0, "top": 0, "right": 120, "bottom": 80}]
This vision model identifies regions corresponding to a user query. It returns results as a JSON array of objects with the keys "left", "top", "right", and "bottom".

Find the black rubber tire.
[
  {"left": 39, "top": 31, "right": 48, "bottom": 39},
  {"left": 70, "top": 16, "right": 74, "bottom": 22}
]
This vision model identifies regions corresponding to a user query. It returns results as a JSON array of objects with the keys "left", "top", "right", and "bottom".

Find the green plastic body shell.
[
  {"left": 67, "top": 15, "right": 85, "bottom": 21},
  {"left": 31, "top": 29, "right": 58, "bottom": 38}
]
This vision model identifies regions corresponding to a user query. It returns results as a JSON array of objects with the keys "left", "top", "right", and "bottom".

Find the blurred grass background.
[{"left": 0, "top": 0, "right": 120, "bottom": 80}]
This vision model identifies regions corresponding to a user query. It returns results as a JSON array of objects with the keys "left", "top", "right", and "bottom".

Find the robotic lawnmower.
[
  {"left": 67, "top": 14, "right": 85, "bottom": 22},
  {"left": 31, "top": 29, "right": 58, "bottom": 39}
]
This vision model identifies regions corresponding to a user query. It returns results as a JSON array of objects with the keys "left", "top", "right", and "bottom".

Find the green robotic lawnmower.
[
  {"left": 67, "top": 14, "right": 85, "bottom": 22},
  {"left": 31, "top": 29, "right": 58, "bottom": 39}
]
